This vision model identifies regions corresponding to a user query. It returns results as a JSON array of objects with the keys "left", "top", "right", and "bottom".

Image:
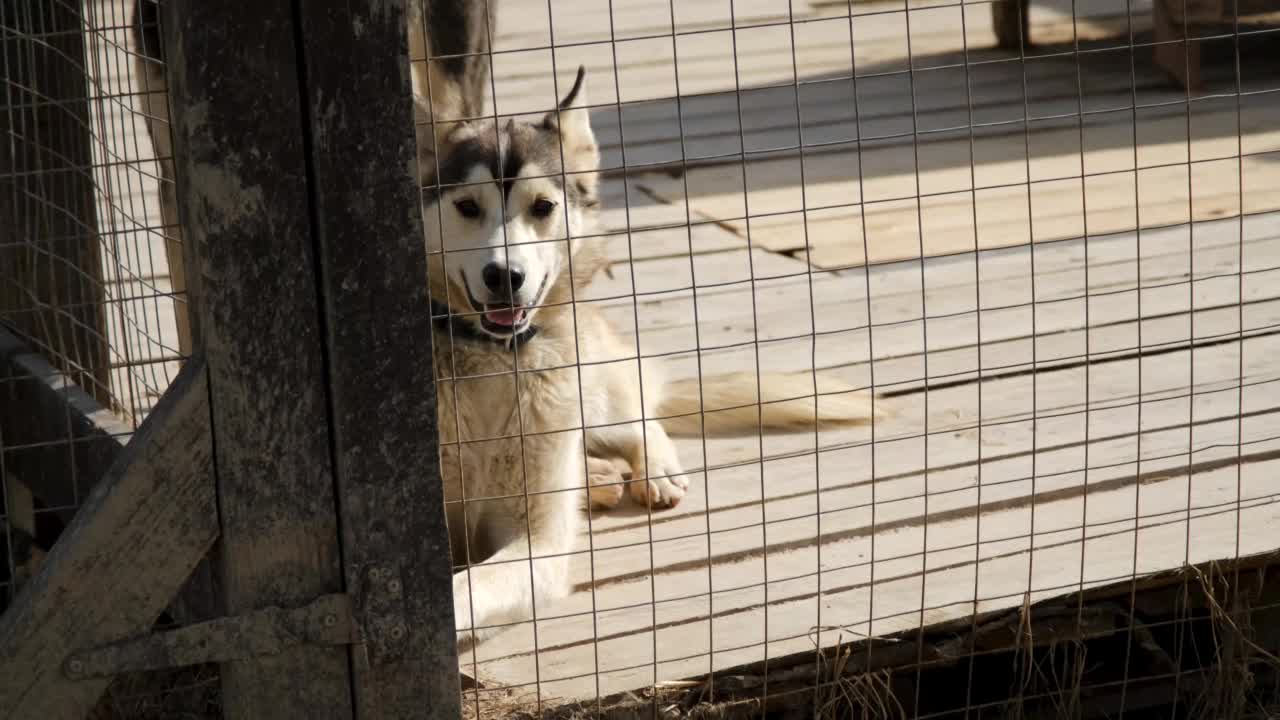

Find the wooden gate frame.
[{"left": 0, "top": 1, "right": 460, "bottom": 718}]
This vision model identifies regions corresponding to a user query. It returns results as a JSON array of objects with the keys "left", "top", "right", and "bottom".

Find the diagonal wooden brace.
[
  {"left": 0, "top": 359, "right": 217, "bottom": 720},
  {"left": 63, "top": 593, "right": 357, "bottom": 680}
]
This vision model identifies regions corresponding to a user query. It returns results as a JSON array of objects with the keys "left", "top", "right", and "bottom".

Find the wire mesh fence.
[
  {"left": 0, "top": 0, "right": 195, "bottom": 714},
  {"left": 432, "top": 0, "right": 1280, "bottom": 716},
  {"left": 2, "top": 0, "right": 1279, "bottom": 718},
  {"left": 1, "top": 0, "right": 186, "bottom": 600}
]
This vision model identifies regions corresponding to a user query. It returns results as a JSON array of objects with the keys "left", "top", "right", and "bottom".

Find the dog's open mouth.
[
  {"left": 482, "top": 304, "right": 527, "bottom": 331},
  {"left": 459, "top": 275, "right": 541, "bottom": 338}
]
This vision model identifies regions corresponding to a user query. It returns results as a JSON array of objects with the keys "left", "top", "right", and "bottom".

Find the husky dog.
[
  {"left": 134, "top": 0, "right": 888, "bottom": 650},
  {"left": 420, "top": 68, "right": 889, "bottom": 648}
]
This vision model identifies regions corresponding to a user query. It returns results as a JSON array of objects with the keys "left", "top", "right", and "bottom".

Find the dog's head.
[{"left": 418, "top": 66, "right": 601, "bottom": 341}]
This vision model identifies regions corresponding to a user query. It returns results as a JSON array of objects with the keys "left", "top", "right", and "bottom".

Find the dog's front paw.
[{"left": 628, "top": 460, "right": 689, "bottom": 509}]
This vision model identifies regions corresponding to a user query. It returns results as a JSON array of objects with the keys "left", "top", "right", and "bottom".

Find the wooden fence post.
[
  {"left": 295, "top": 2, "right": 461, "bottom": 716},
  {"left": 164, "top": 0, "right": 459, "bottom": 716},
  {"left": 163, "top": 0, "right": 354, "bottom": 716}
]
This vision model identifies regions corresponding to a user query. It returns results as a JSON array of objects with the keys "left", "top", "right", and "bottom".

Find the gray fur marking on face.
[{"left": 423, "top": 119, "right": 596, "bottom": 210}]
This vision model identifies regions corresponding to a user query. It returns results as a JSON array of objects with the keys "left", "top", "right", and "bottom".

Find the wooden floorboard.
[
  {"left": 466, "top": 206, "right": 1280, "bottom": 703},
  {"left": 467, "top": 215, "right": 1280, "bottom": 698}
]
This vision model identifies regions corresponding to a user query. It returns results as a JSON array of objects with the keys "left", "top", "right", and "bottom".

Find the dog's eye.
[
  {"left": 530, "top": 198, "right": 557, "bottom": 219},
  {"left": 454, "top": 198, "right": 482, "bottom": 219}
]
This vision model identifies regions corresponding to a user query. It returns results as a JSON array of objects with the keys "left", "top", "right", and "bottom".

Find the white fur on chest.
[{"left": 435, "top": 339, "right": 587, "bottom": 504}]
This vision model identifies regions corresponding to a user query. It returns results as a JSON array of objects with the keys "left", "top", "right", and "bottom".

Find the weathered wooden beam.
[
  {"left": 991, "top": 0, "right": 1030, "bottom": 50},
  {"left": 132, "top": 0, "right": 198, "bottom": 359},
  {"left": 65, "top": 593, "right": 355, "bottom": 679},
  {"left": 144, "top": 0, "right": 222, "bottom": 629},
  {"left": 0, "top": 359, "right": 217, "bottom": 720},
  {"left": 162, "top": 0, "right": 355, "bottom": 716},
  {"left": 0, "top": 324, "right": 221, "bottom": 623},
  {"left": 1152, "top": 0, "right": 1201, "bottom": 91},
  {"left": 0, "top": 0, "right": 111, "bottom": 407},
  {"left": 295, "top": 1, "right": 461, "bottom": 716}
]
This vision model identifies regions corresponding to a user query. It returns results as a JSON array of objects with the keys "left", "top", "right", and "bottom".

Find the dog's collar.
[{"left": 430, "top": 299, "right": 539, "bottom": 349}]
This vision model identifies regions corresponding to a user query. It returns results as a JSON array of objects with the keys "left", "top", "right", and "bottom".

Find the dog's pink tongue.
[{"left": 484, "top": 306, "right": 525, "bottom": 327}]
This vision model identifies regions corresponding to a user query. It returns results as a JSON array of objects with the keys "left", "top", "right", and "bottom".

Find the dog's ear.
[
  {"left": 413, "top": 89, "right": 475, "bottom": 187},
  {"left": 543, "top": 66, "right": 600, "bottom": 196}
]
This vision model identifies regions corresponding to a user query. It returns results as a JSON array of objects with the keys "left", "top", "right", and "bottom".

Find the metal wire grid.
[
  {"left": 0, "top": 0, "right": 185, "bottom": 637},
  {"left": 0, "top": 0, "right": 1270, "bottom": 716},
  {"left": 428, "top": 0, "right": 1279, "bottom": 717},
  {"left": 86, "top": 0, "right": 186, "bottom": 425}
]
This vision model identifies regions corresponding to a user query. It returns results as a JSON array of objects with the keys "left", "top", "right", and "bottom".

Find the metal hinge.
[
  {"left": 63, "top": 564, "right": 411, "bottom": 679},
  {"left": 357, "top": 563, "right": 409, "bottom": 666},
  {"left": 63, "top": 593, "right": 357, "bottom": 680}
]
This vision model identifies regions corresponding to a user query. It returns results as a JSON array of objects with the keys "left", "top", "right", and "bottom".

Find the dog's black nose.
[{"left": 482, "top": 262, "right": 524, "bottom": 293}]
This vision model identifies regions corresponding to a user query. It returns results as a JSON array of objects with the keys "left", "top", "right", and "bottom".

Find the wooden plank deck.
[
  {"left": 466, "top": 210, "right": 1280, "bottom": 704},
  {"left": 86, "top": 0, "right": 1280, "bottom": 711},
  {"left": 462, "top": 0, "right": 1280, "bottom": 709}
]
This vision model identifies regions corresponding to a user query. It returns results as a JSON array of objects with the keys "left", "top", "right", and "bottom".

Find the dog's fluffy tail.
[{"left": 657, "top": 372, "right": 889, "bottom": 438}]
